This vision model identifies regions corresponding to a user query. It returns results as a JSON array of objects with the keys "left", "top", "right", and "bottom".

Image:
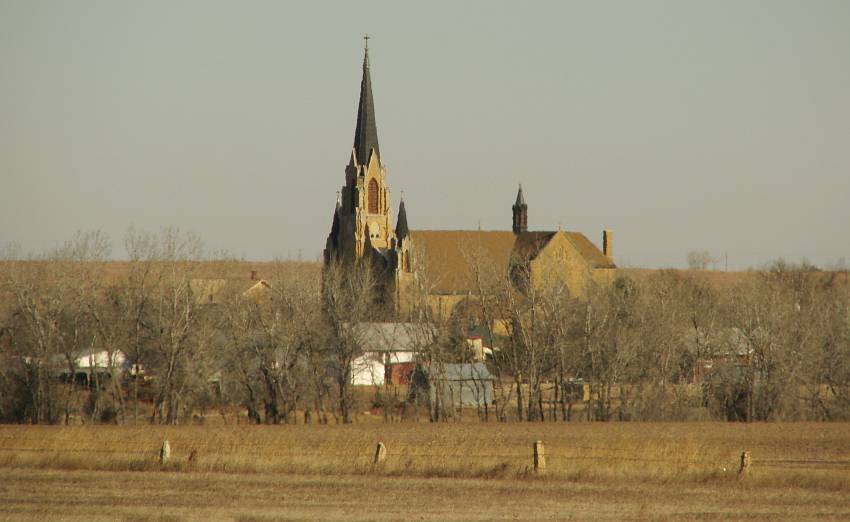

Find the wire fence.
[{"left": 1, "top": 440, "right": 848, "bottom": 471}]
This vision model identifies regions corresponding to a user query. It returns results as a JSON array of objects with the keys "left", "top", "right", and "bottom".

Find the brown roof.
[
  {"left": 513, "top": 231, "right": 556, "bottom": 260},
  {"left": 410, "top": 230, "right": 517, "bottom": 294},
  {"left": 409, "top": 229, "right": 614, "bottom": 294}
]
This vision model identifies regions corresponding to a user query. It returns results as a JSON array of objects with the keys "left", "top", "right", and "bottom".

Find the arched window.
[{"left": 368, "top": 178, "right": 379, "bottom": 214}]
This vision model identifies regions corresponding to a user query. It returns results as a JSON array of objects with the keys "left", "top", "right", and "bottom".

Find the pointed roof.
[
  {"left": 396, "top": 198, "right": 409, "bottom": 239},
  {"left": 514, "top": 184, "right": 526, "bottom": 207},
  {"left": 353, "top": 37, "right": 380, "bottom": 166}
]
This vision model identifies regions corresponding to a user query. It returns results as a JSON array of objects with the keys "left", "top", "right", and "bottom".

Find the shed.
[{"left": 410, "top": 362, "right": 495, "bottom": 408}]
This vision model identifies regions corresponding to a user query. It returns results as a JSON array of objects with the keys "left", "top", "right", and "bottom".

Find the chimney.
[
  {"left": 250, "top": 270, "right": 257, "bottom": 281},
  {"left": 603, "top": 230, "right": 613, "bottom": 260}
]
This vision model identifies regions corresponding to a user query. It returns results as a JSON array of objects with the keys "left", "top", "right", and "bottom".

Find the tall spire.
[
  {"left": 396, "top": 197, "right": 409, "bottom": 240},
  {"left": 353, "top": 34, "right": 380, "bottom": 165}
]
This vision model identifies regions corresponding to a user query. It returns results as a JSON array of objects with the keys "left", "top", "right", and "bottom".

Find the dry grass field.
[{"left": 1, "top": 422, "right": 849, "bottom": 521}]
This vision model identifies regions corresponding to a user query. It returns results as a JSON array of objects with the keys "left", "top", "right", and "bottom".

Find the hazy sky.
[{"left": 2, "top": 1, "right": 849, "bottom": 269}]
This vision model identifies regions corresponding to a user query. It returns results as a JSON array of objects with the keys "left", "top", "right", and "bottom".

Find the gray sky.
[{"left": 2, "top": 1, "right": 849, "bottom": 269}]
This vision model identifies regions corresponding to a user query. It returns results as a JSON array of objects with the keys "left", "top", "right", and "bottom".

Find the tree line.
[{"left": 1, "top": 229, "right": 848, "bottom": 424}]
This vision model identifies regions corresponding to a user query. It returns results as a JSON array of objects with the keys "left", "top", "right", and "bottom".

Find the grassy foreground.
[{"left": 0, "top": 423, "right": 848, "bottom": 520}]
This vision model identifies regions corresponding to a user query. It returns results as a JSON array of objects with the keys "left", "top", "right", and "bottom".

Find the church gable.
[
  {"left": 563, "top": 232, "right": 616, "bottom": 269},
  {"left": 528, "top": 231, "right": 615, "bottom": 298},
  {"left": 529, "top": 233, "right": 591, "bottom": 297}
]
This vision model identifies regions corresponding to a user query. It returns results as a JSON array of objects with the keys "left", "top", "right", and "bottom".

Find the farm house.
[
  {"left": 54, "top": 350, "right": 130, "bottom": 385},
  {"left": 349, "top": 323, "right": 436, "bottom": 386}
]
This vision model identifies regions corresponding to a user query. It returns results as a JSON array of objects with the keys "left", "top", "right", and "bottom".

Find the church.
[{"left": 324, "top": 40, "right": 616, "bottom": 319}]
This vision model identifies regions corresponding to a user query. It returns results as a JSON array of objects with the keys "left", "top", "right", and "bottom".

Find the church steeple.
[
  {"left": 512, "top": 184, "right": 528, "bottom": 235},
  {"left": 353, "top": 35, "right": 379, "bottom": 166},
  {"left": 327, "top": 37, "right": 393, "bottom": 265}
]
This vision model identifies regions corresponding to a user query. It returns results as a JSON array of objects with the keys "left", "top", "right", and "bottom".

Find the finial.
[
  {"left": 336, "top": 190, "right": 341, "bottom": 205},
  {"left": 362, "top": 34, "right": 371, "bottom": 67},
  {"left": 400, "top": 189, "right": 405, "bottom": 202}
]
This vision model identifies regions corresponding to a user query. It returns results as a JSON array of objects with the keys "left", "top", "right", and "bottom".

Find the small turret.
[
  {"left": 512, "top": 184, "right": 528, "bottom": 235},
  {"left": 396, "top": 197, "right": 409, "bottom": 242},
  {"left": 324, "top": 194, "right": 342, "bottom": 264}
]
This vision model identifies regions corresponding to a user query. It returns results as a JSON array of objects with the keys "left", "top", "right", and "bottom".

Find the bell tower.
[{"left": 325, "top": 36, "right": 395, "bottom": 264}]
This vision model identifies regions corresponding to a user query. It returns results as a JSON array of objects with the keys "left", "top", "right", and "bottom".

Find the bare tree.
[
  {"left": 322, "top": 259, "right": 379, "bottom": 423},
  {"left": 221, "top": 262, "right": 323, "bottom": 424},
  {"left": 1, "top": 231, "right": 111, "bottom": 424},
  {"left": 141, "top": 228, "right": 212, "bottom": 424},
  {"left": 3, "top": 228, "right": 850, "bottom": 426},
  {"left": 687, "top": 250, "right": 716, "bottom": 270}
]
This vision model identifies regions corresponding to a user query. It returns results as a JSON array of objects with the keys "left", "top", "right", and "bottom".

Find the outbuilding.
[{"left": 410, "top": 362, "right": 495, "bottom": 409}]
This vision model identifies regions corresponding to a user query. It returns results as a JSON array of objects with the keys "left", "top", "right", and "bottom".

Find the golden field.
[{"left": 1, "top": 422, "right": 849, "bottom": 521}]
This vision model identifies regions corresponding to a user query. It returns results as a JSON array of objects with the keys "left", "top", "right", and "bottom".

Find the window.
[{"left": 368, "top": 178, "right": 379, "bottom": 214}]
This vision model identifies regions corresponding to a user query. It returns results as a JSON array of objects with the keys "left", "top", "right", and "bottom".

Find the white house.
[{"left": 55, "top": 350, "right": 130, "bottom": 382}]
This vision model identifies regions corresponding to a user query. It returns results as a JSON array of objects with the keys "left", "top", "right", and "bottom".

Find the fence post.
[
  {"left": 533, "top": 440, "right": 546, "bottom": 474},
  {"left": 159, "top": 440, "right": 171, "bottom": 465},
  {"left": 188, "top": 449, "right": 199, "bottom": 468},
  {"left": 373, "top": 442, "right": 387, "bottom": 468},
  {"left": 738, "top": 451, "right": 750, "bottom": 478}
]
